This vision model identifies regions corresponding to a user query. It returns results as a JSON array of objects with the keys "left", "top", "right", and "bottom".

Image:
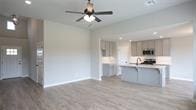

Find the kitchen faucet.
[{"left": 136, "top": 58, "right": 142, "bottom": 65}]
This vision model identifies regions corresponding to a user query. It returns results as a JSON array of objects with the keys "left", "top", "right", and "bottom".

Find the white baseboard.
[
  {"left": 170, "top": 77, "right": 193, "bottom": 82},
  {"left": 92, "top": 78, "right": 102, "bottom": 81},
  {"left": 22, "top": 74, "right": 29, "bottom": 78},
  {"left": 0, "top": 74, "right": 29, "bottom": 80},
  {"left": 44, "top": 77, "right": 91, "bottom": 88}
]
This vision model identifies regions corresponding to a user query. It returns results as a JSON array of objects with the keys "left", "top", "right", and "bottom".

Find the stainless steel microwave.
[{"left": 143, "top": 49, "right": 155, "bottom": 56}]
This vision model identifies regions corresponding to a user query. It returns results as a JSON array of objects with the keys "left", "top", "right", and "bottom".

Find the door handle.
[{"left": 36, "top": 65, "right": 39, "bottom": 67}]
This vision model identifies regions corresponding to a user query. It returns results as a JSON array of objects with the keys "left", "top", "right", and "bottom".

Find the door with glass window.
[{"left": 1, "top": 46, "right": 22, "bottom": 79}]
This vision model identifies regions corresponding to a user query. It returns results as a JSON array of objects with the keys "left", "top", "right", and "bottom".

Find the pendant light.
[{"left": 11, "top": 14, "right": 19, "bottom": 25}]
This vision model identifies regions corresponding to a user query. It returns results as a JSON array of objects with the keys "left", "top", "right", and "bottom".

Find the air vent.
[{"left": 145, "top": 0, "right": 157, "bottom": 6}]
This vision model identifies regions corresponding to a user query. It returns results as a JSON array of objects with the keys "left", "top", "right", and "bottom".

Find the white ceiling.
[
  {"left": 0, "top": 0, "right": 192, "bottom": 29},
  {"left": 103, "top": 22, "right": 193, "bottom": 41}
]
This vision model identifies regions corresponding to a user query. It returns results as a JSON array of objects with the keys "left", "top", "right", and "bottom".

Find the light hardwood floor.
[{"left": 0, "top": 77, "right": 195, "bottom": 110}]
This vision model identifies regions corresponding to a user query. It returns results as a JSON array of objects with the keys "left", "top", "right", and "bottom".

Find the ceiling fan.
[{"left": 65, "top": 0, "right": 113, "bottom": 23}]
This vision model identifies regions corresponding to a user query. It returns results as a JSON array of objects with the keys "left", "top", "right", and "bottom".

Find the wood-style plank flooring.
[{"left": 0, "top": 77, "right": 196, "bottom": 110}]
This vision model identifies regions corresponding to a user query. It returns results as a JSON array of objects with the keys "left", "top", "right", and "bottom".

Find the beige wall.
[{"left": 0, "top": 15, "right": 29, "bottom": 78}]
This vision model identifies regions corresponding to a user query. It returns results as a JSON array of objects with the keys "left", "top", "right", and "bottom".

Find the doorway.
[{"left": 1, "top": 46, "right": 22, "bottom": 79}]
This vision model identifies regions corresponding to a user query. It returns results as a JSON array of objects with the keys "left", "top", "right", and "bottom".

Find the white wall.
[
  {"left": 193, "top": 20, "right": 196, "bottom": 102},
  {"left": 170, "top": 36, "right": 193, "bottom": 81},
  {"left": 44, "top": 21, "right": 91, "bottom": 87},
  {"left": 117, "top": 41, "right": 130, "bottom": 65},
  {"left": 116, "top": 41, "right": 130, "bottom": 75},
  {"left": 90, "top": 32, "right": 101, "bottom": 80}
]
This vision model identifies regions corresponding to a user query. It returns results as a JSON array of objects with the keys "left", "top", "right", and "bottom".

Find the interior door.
[
  {"left": 1, "top": 46, "right": 22, "bottom": 79},
  {"left": 36, "top": 42, "right": 44, "bottom": 85}
]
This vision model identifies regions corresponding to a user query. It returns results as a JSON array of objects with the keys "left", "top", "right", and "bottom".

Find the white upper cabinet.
[
  {"left": 131, "top": 42, "right": 137, "bottom": 56},
  {"left": 136, "top": 41, "right": 143, "bottom": 56},
  {"left": 101, "top": 40, "right": 106, "bottom": 50},
  {"left": 162, "top": 39, "right": 171, "bottom": 56},
  {"left": 142, "top": 41, "right": 148, "bottom": 50},
  {"left": 148, "top": 40, "right": 155, "bottom": 49},
  {"left": 101, "top": 40, "right": 116, "bottom": 57},
  {"left": 155, "top": 39, "right": 163, "bottom": 56}
]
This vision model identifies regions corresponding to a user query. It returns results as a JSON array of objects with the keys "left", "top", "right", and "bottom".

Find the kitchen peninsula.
[{"left": 120, "top": 64, "right": 166, "bottom": 87}]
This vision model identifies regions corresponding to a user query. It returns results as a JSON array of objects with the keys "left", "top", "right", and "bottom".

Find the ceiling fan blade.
[
  {"left": 76, "top": 16, "right": 84, "bottom": 22},
  {"left": 94, "top": 16, "right": 102, "bottom": 22},
  {"left": 94, "top": 11, "right": 113, "bottom": 15},
  {"left": 66, "top": 11, "right": 84, "bottom": 14}
]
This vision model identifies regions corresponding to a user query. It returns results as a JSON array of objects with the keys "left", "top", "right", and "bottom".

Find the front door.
[{"left": 1, "top": 46, "right": 22, "bottom": 79}]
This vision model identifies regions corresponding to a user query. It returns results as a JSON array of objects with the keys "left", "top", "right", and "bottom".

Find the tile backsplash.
[{"left": 102, "top": 57, "right": 116, "bottom": 64}]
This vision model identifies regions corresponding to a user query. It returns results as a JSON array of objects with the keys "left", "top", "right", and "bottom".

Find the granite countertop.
[{"left": 120, "top": 64, "right": 166, "bottom": 69}]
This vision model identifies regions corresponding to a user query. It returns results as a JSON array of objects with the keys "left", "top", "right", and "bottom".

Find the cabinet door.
[
  {"left": 137, "top": 41, "right": 143, "bottom": 56},
  {"left": 155, "top": 39, "right": 163, "bottom": 56},
  {"left": 142, "top": 41, "right": 148, "bottom": 50},
  {"left": 105, "top": 41, "right": 110, "bottom": 57},
  {"left": 109, "top": 41, "right": 113, "bottom": 57},
  {"left": 108, "top": 41, "right": 111, "bottom": 56},
  {"left": 111, "top": 42, "right": 116, "bottom": 57},
  {"left": 148, "top": 40, "right": 155, "bottom": 49},
  {"left": 101, "top": 40, "right": 106, "bottom": 50},
  {"left": 101, "top": 40, "right": 106, "bottom": 57},
  {"left": 163, "top": 39, "right": 171, "bottom": 56},
  {"left": 131, "top": 42, "right": 137, "bottom": 56}
]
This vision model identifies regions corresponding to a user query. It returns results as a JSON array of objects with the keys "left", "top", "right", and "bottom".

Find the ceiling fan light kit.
[
  {"left": 84, "top": 15, "right": 95, "bottom": 22},
  {"left": 66, "top": 0, "right": 113, "bottom": 23}
]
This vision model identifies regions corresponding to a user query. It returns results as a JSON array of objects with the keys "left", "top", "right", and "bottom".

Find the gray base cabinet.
[
  {"left": 121, "top": 66, "right": 166, "bottom": 87},
  {"left": 121, "top": 67, "right": 138, "bottom": 83},
  {"left": 103, "top": 64, "right": 116, "bottom": 77}
]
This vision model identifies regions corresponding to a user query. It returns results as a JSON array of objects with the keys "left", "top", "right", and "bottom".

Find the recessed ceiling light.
[
  {"left": 145, "top": 0, "right": 157, "bottom": 6},
  {"left": 153, "top": 32, "right": 158, "bottom": 35},
  {"left": 129, "top": 40, "right": 132, "bottom": 42},
  {"left": 25, "top": 0, "right": 32, "bottom": 5},
  {"left": 159, "top": 36, "right": 164, "bottom": 38},
  {"left": 119, "top": 37, "right": 123, "bottom": 40}
]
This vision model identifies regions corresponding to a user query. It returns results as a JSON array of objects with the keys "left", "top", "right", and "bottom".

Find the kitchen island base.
[{"left": 121, "top": 65, "right": 166, "bottom": 87}]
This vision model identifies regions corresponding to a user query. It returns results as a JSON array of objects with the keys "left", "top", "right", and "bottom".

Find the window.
[
  {"left": 6, "top": 49, "right": 18, "bottom": 55},
  {"left": 7, "top": 21, "right": 15, "bottom": 30}
]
